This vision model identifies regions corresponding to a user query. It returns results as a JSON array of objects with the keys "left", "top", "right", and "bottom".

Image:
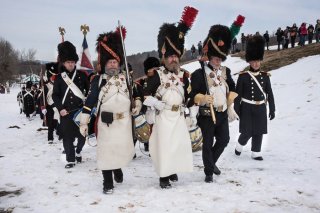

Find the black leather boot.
[{"left": 159, "top": 177, "right": 171, "bottom": 189}]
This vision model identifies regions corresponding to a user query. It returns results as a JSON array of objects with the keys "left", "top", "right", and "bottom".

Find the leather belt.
[
  {"left": 113, "top": 111, "right": 131, "bottom": 120},
  {"left": 163, "top": 104, "right": 185, "bottom": 112}
]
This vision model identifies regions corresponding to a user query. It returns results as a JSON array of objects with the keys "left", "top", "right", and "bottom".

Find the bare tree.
[{"left": 0, "top": 38, "right": 19, "bottom": 83}]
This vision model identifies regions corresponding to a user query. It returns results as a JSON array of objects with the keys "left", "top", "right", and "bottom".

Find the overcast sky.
[{"left": 1, "top": 0, "right": 319, "bottom": 61}]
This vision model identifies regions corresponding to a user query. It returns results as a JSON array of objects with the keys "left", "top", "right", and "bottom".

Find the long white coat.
[
  {"left": 96, "top": 74, "right": 135, "bottom": 170},
  {"left": 149, "top": 69, "right": 193, "bottom": 177}
]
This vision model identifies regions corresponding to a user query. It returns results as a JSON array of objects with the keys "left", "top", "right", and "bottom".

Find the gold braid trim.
[
  {"left": 206, "top": 38, "right": 227, "bottom": 57},
  {"left": 100, "top": 41, "right": 120, "bottom": 63},
  {"left": 165, "top": 36, "right": 181, "bottom": 56}
]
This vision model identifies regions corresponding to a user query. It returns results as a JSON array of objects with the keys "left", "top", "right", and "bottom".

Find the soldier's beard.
[
  {"left": 105, "top": 68, "right": 120, "bottom": 76},
  {"left": 164, "top": 61, "right": 180, "bottom": 74}
]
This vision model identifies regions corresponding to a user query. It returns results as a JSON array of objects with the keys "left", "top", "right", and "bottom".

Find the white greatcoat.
[
  {"left": 149, "top": 68, "right": 193, "bottom": 177},
  {"left": 96, "top": 74, "right": 135, "bottom": 170}
]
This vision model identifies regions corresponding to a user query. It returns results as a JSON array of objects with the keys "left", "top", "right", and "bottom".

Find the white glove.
[
  {"left": 42, "top": 109, "right": 47, "bottom": 115},
  {"left": 189, "top": 105, "right": 199, "bottom": 118},
  {"left": 190, "top": 117, "right": 198, "bottom": 128},
  {"left": 154, "top": 100, "right": 165, "bottom": 111},
  {"left": 189, "top": 106, "right": 199, "bottom": 128},
  {"left": 132, "top": 99, "right": 142, "bottom": 116},
  {"left": 227, "top": 104, "right": 239, "bottom": 122},
  {"left": 143, "top": 96, "right": 165, "bottom": 111},
  {"left": 79, "top": 113, "right": 90, "bottom": 137}
]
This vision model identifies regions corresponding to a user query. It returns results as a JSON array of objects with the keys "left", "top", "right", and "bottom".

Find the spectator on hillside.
[
  {"left": 283, "top": 27, "right": 290, "bottom": 49},
  {"left": 290, "top": 23, "right": 298, "bottom": 48},
  {"left": 191, "top": 44, "right": 196, "bottom": 58},
  {"left": 263, "top": 31, "right": 270, "bottom": 50},
  {"left": 315, "top": 19, "right": 320, "bottom": 43},
  {"left": 307, "top": 24, "right": 315, "bottom": 44},
  {"left": 241, "top": 33, "right": 246, "bottom": 51},
  {"left": 275, "top": 27, "right": 284, "bottom": 51},
  {"left": 197, "top": 41, "right": 202, "bottom": 55},
  {"left": 0, "top": 84, "right": 5, "bottom": 94},
  {"left": 232, "top": 38, "right": 237, "bottom": 53},
  {"left": 299, "top": 23, "right": 308, "bottom": 47}
]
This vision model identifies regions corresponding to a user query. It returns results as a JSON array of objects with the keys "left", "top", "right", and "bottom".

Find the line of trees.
[{"left": 0, "top": 37, "right": 41, "bottom": 84}]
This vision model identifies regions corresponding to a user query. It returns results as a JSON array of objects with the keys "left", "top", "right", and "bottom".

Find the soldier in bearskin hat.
[
  {"left": 188, "top": 15, "right": 244, "bottom": 183},
  {"left": 139, "top": 56, "right": 160, "bottom": 151},
  {"left": 22, "top": 81, "right": 36, "bottom": 119},
  {"left": 143, "top": 6, "right": 198, "bottom": 189},
  {"left": 234, "top": 35, "right": 275, "bottom": 161},
  {"left": 79, "top": 26, "right": 137, "bottom": 194},
  {"left": 52, "top": 41, "right": 90, "bottom": 168},
  {"left": 40, "top": 62, "right": 59, "bottom": 144},
  {"left": 128, "top": 58, "right": 160, "bottom": 154}
]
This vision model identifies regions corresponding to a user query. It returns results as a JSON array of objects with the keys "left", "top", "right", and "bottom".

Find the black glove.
[{"left": 269, "top": 111, "right": 275, "bottom": 120}]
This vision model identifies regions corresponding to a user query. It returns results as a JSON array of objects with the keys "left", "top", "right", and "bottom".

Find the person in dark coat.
[
  {"left": 307, "top": 24, "right": 315, "bottom": 44},
  {"left": 40, "top": 62, "right": 59, "bottom": 144},
  {"left": 234, "top": 35, "right": 275, "bottom": 161},
  {"left": 275, "top": 27, "right": 284, "bottom": 51},
  {"left": 263, "top": 31, "right": 270, "bottom": 50},
  {"left": 132, "top": 57, "right": 161, "bottom": 153},
  {"left": 22, "top": 81, "right": 35, "bottom": 119},
  {"left": 197, "top": 41, "right": 203, "bottom": 55},
  {"left": 52, "top": 41, "right": 89, "bottom": 168},
  {"left": 315, "top": 19, "right": 320, "bottom": 43},
  {"left": 189, "top": 15, "right": 244, "bottom": 183}
]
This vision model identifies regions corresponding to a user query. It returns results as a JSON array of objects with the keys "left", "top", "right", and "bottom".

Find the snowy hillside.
[{"left": 1, "top": 55, "right": 320, "bottom": 213}]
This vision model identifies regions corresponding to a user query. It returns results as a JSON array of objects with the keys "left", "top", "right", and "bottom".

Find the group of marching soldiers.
[{"left": 20, "top": 6, "right": 276, "bottom": 194}]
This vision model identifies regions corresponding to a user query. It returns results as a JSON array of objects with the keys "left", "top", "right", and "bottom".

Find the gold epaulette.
[
  {"left": 147, "top": 68, "right": 156, "bottom": 77},
  {"left": 261, "top": 71, "right": 271, "bottom": 76},
  {"left": 239, "top": 71, "right": 247, "bottom": 75},
  {"left": 183, "top": 70, "right": 190, "bottom": 78},
  {"left": 90, "top": 74, "right": 97, "bottom": 82},
  {"left": 83, "top": 106, "right": 92, "bottom": 112}
]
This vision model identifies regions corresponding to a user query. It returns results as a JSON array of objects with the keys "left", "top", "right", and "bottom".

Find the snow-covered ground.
[{"left": 1, "top": 55, "right": 320, "bottom": 213}]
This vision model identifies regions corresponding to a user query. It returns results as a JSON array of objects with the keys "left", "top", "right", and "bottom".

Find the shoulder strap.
[
  {"left": 61, "top": 71, "right": 85, "bottom": 105},
  {"left": 247, "top": 71, "right": 266, "bottom": 99},
  {"left": 95, "top": 74, "right": 112, "bottom": 116}
]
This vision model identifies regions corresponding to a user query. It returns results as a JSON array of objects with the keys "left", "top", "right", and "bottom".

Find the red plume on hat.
[
  {"left": 157, "top": 6, "right": 198, "bottom": 59},
  {"left": 116, "top": 26, "right": 127, "bottom": 40},
  {"left": 177, "top": 6, "right": 199, "bottom": 37}
]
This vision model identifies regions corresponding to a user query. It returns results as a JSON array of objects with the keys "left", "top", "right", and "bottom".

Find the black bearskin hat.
[
  {"left": 57, "top": 41, "right": 79, "bottom": 63},
  {"left": 202, "top": 15, "right": 245, "bottom": 61},
  {"left": 245, "top": 35, "right": 265, "bottom": 62},
  {"left": 157, "top": 6, "right": 198, "bottom": 59},
  {"left": 143, "top": 57, "right": 160, "bottom": 75},
  {"left": 26, "top": 81, "right": 33, "bottom": 89},
  {"left": 203, "top": 25, "right": 232, "bottom": 61},
  {"left": 96, "top": 26, "right": 126, "bottom": 73},
  {"left": 45, "top": 62, "right": 59, "bottom": 82}
]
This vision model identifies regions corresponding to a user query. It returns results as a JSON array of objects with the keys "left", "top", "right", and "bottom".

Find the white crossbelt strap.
[
  {"left": 61, "top": 71, "right": 85, "bottom": 105},
  {"left": 23, "top": 91, "right": 33, "bottom": 98},
  {"left": 247, "top": 71, "right": 266, "bottom": 100},
  {"left": 241, "top": 98, "right": 265, "bottom": 105},
  {"left": 46, "top": 83, "right": 54, "bottom": 105}
]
